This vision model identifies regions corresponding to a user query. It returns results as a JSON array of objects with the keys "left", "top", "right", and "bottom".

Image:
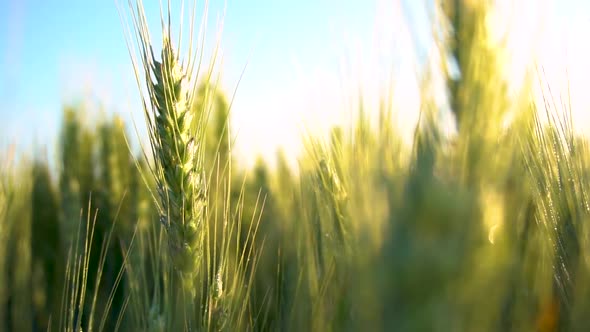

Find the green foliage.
[
  {"left": 31, "top": 158, "right": 63, "bottom": 331},
  {"left": 2, "top": 0, "right": 590, "bottom": 331}
]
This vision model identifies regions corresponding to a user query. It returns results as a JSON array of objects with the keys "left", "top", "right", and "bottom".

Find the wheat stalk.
[{"left": 122, "top": 0, "right": 209, "bottom": 297}]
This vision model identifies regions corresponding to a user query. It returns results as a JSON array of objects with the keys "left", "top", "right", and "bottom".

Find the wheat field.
[{"left": 1, "top": 0, "right": 589, "bottom": 331}]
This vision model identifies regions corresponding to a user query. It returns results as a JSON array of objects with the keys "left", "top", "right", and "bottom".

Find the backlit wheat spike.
[
  {"left": 152, "top": 36, "right": 207, "bottom": 296},
  {"left": 126, "top": 0, "right": 208, "bottom": 296}
]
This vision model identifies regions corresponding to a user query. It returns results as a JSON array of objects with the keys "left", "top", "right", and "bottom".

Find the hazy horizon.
[{"left": 1, "top": 0, "right": 589, "bottom": 168}]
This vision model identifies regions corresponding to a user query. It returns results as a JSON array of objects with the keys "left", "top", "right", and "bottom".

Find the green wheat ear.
[
  {"left": 151, "top": 36, "right": 207, "bottom": 296},
  {"left": 124, "top": 0, "right": 209, "bottom": 296}
]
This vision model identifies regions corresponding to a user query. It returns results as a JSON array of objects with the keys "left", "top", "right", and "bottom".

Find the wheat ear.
[{"left": 123, "top": 1, "right": 208, "bottom": 296}]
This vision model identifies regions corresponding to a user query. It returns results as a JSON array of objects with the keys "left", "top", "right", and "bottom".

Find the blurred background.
[
  {"left": 1, "top": 0, "right": 588, "bottom": 166},
  {"left": 2, "top": 1, "right": 590, "bottom": 331}
]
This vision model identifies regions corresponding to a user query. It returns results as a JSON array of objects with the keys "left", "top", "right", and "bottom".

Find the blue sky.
[
  {"left": 1, "top": 0, "right": 589, "bottom": 167},
  {"left": 0, "top": 0, "right": 391, "bottom": 164}
]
